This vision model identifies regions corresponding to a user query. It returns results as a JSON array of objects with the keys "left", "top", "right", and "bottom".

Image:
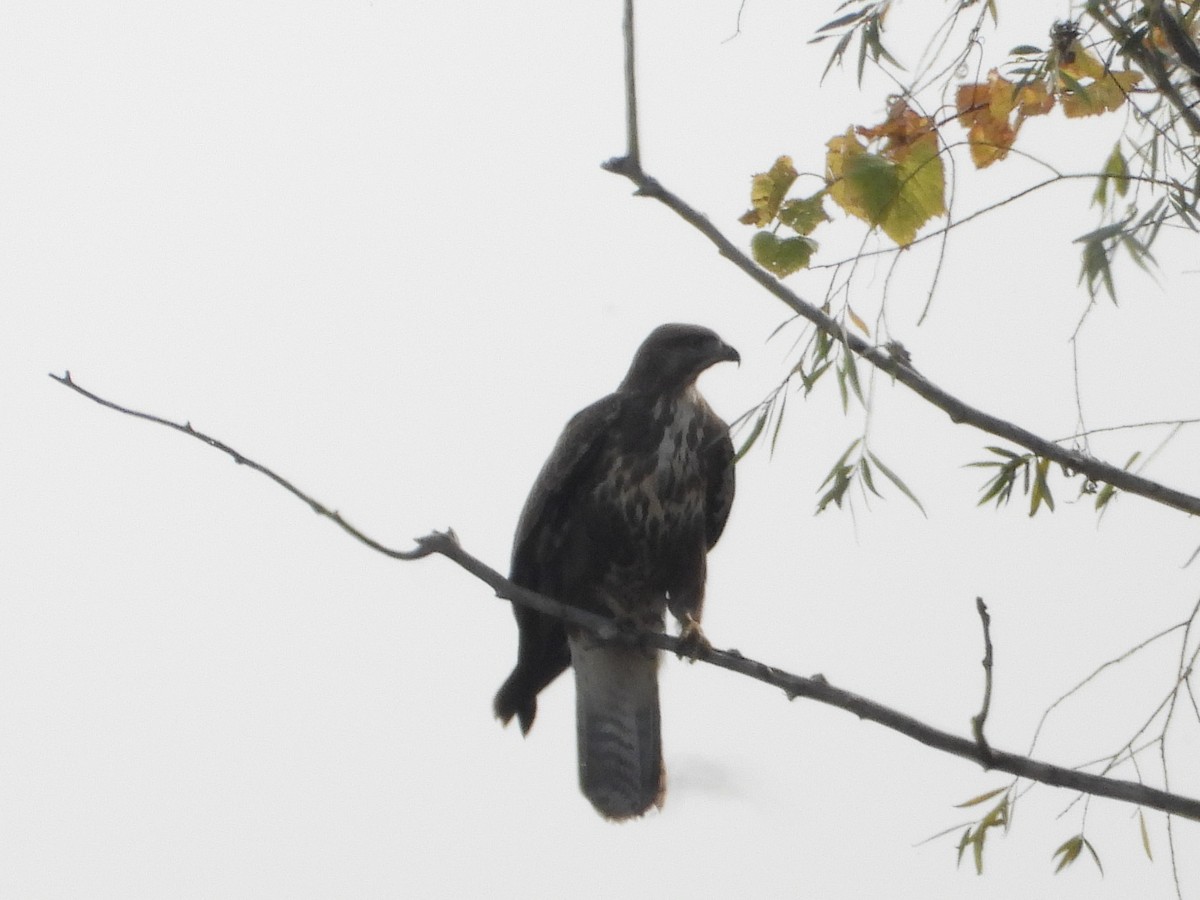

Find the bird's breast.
[{"left": 592, "top": 396, "right": 707, "bottom": 552}]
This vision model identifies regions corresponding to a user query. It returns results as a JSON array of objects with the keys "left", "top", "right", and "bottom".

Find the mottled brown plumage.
[{"left": 494, "top": 323, "right": 738, "bottom": 820}]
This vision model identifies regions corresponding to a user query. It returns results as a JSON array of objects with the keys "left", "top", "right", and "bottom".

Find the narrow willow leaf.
[
  {"left": 770, "top": 389, "right": 789, "bottom": 454},
  {"left": 956, "top": 828, "right": 972, "bottom": 868},
  {"left": 1138, "top": 810, "right": 1152, "bottom": 861},
  {"left": 842, "top": 349, "right": 864, "bottom": 404},
  {"left": 821, "top": 439, "right": 863, "bottom": 487},
  {"left": 955, "top": 786, "right": 1008, "bottom": 808},
  {"left": 859, "top": 456, "right": 880, "bottom": 497},
  {"left": 847, "top": 305, "right": 870, "bottom": 336},
  {"left": 1030, "top": 455, "right": 1055, "bottom": 515},
  {"left": 1082, "top": 838, "right": 1104, "bottom": 875},
  {"left": 734, "top": 409, "right": 768, "bottom": 462},
  {"left": 816, "top": 8, "right": 868, "bottom": 32},
  {"left": 868, "top": 450, "right": 927, "bottom": 515},
  {"left": 1053, "top": 835, "right": 1083, "bottom": 873}
]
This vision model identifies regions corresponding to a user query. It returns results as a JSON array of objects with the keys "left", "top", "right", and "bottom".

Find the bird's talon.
[{"left": 675, "top": 618, "right": 711, "bottom": 661}]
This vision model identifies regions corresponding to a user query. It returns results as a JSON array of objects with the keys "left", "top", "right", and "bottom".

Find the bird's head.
[{"left": 620, "top": 323, "right": 740, "bottom": 394}]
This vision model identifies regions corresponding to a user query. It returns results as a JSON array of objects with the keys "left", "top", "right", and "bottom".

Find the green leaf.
[
  {"left": 820, "top": 440, "right": 863, "bottom": 487},
  {"left": 1094, "top": 144, "right": 1129, "bottom": 206},
  {"left": 798, "top": 360, "right": 832, "bottom": 395},
  {"left": 885, "top": 135, "right": 947, "bottom": 245},
  {"left": 1053, "top": 835, "right": 1083, "bottom": 873},
  {"left": 816, "top": 8, "right": 868, "bottom": 32},
  {"left": 734, "top": 408, "right": 769, "bottom": 462},
  {"left": 1082, "top": 838, "right": 1104, "bottom": 875},
  {"left": 770, "top": 389, "right": 789, "bottom": 454},
  {"left": 859, "top": 456, "right": 880, "bottom": 497},
  {"left": 867, "top": 450, "right": 927, "bottom": 515},
  {"left": 816, "top": 440, "right": 862, "bottom": 513},
  {"left": 1010, "top": 44, "right": 1043, "bottom": 55},
  {"left": 956, "top": 828, "right": 972, "bottom": 868},
  {"left": 842, "top": 347, "right": 864, "bottom": 405},
  {"left": 751, "top": 231, "right": 818, "bottom": 277},
  {"left": 1138, "top": 810, "right": 1153, "bottom": 861},
  {"left": 955, "top": 786, "right": 1008, "bottom": 808},
  {"left": 778, "top": 193, "right": 831, "bottom": 235},
  {"left": 1030, "top": 455, "right": 1055, "bottom": 515}
]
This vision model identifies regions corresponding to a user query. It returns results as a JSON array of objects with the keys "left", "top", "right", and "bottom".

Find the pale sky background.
[{"left": 5, "top": 1, "right": 1200, "bottom": 897}]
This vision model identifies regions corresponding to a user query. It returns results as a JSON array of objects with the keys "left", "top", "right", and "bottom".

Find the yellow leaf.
[
  {"left": 741, "top": 156, "right": 798, "bottom": 227},
  {"left": 954, "top": 786, "right": 1008, "bottom": 808},
  {"left": 826, "top": 110, "right": 946, "bottom": 247},
  {"left": 884, "top": 130, "right": 945, "bottom": 244},
  {"left": 847, "top": 305, "right": 870, "bottom": 336},
  {"left": 956, "top": 71, "right": 1024, "bottom": 168},
  {"left": 1015, "top": 80, "right": 1055, "bottom": 117},
  {"left": 1061, "top": 70, "right": 1143, "bottom": 117},
  {"left": 1060, "top": 45, "right": 1106, "bottom": 81}
]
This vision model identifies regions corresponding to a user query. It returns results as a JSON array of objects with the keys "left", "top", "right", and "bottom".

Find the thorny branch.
[{"left": 51, "top": 371, "right": 1200, "bottom": 823}]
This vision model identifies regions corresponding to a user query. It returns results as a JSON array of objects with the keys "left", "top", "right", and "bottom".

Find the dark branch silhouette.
[{"left": 50, "top": 371, "right": 1200, "bottom": 823}]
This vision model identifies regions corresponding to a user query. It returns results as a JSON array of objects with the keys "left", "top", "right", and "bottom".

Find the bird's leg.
[
  {"left": 672, "top": 609, "right": 711, "bottom": 661},
  {"left": 667, "top": 587, "right": 710, "bottom": 660}
]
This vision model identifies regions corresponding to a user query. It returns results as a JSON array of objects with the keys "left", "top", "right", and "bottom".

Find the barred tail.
[{"left": 569, "top": 634, "right": 664, "bottom": 820}]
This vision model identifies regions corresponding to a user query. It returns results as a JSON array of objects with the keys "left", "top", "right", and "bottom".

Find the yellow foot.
[{"left": 676, "top": 614, "right": 711, "bottom": 661}]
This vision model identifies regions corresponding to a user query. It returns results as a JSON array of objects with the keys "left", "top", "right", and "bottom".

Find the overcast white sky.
[{"left": 5, "top": 1, "right": 1200, "bottom": 897}]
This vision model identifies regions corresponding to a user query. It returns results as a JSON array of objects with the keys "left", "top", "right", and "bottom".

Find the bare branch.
[
  {"left": 48, "top": 371, "right": 430, "bottom": 562},
  {"left": 970, "top": 597, "right": 994, "bottom": 764},
  {"left": 50, "top": 371, "right": 1200, "bottom": 823}
]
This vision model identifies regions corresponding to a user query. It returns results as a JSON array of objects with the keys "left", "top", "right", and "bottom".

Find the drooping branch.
[
  {"left": 50, "top": 372, "right": 1200, "bottom": 822},
  {"left": 600, "top": 7, "right": 1200, "bottom": 520}
]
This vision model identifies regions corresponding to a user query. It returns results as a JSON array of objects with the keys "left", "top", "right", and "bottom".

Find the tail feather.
[{"left": 569, "top": 634, "right": 664, "bottom": 820}]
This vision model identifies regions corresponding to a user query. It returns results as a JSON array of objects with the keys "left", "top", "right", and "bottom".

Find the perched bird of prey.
[{"left": 494, "top": 323, "right": 738, "bottom": 820}]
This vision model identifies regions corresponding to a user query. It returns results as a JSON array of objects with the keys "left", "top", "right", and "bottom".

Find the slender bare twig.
[
  {"left": 50, "top": 371, "right": 1200, "bottom": 822},
  {"left": 620, "top": 0, "right": 640, "bottom": 174},
  {"left": 970, "top": 597, "right": 994, "bottom": 764}
]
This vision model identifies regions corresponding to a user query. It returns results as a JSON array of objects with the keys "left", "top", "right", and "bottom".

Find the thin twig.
[
  {"left": 48, "top": 372, "right": 431, "bottom": 562},
  {"left": 621, "top": 0, "right": 640, "bottom": 174},
  {"left": 50, "top": 371, "right": 1200, "bottom": 822},
  {"left": 970, "top": 597, "right": 994, "bottom": 765}
]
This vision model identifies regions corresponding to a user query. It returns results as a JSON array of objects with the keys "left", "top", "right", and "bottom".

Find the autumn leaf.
[
  {"left": 1061, "top": 69, "right": 1143, "bottom": 117},
  {"left": 751, "top": 230, "right": 817, "bottom": 276},
  {"left": 955, "top": 70, "right": 1052, "bottom": 168},
  {"left": 740, "top": 156, "right": 799, "bottom": 226},
  {"left": 826, "top": 104, "right": 946, "bottom": 246},
  {"left": 886, "top": 130, "right": 946, "bottom": 244},
  {"left": 1058, "top": 45, "right": 1143, "bottom": 118},
  {"left": 827, "top": 131, "right": 900, "bottom": 225}
]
